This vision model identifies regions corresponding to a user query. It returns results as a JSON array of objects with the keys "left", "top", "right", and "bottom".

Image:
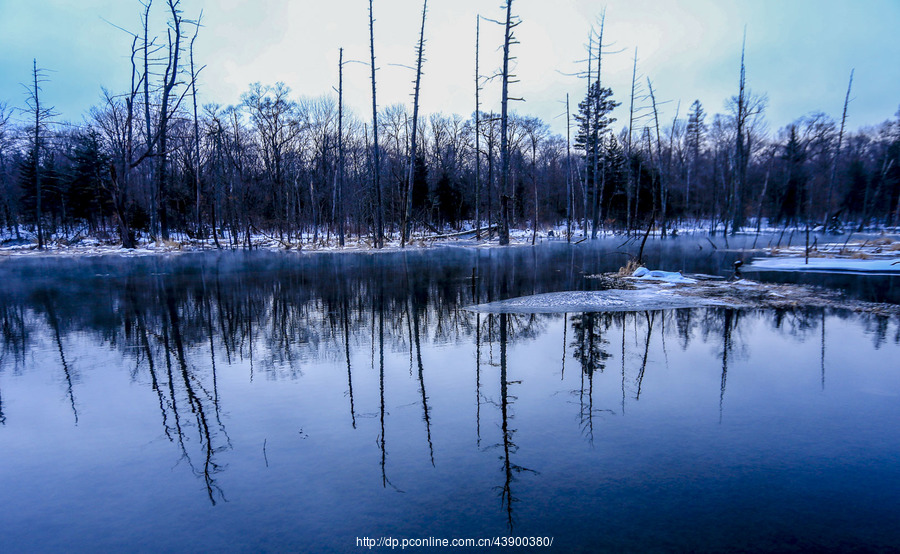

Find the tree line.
[{"left": 1, "top": 0, "right": 898, "bottom": 250}]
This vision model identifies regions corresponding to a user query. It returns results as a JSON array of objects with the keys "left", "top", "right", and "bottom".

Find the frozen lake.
[{"left": 1, "top": 237, "right": 898, "bottom": 551}]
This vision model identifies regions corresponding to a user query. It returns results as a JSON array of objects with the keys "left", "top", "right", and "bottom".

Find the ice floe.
[{"left": 466, "top": 289, "right": 725, "bottom": 314}]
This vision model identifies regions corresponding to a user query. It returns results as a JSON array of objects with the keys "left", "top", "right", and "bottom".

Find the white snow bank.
[
  {"left": 630, "top": 267, "right": 698, "bottom": 283},
  {"left": 466, "top": 289, "right": 725, "bottom": 314},
  {"left": 747, "top": 256, "right": 900, "bottom": 275}
]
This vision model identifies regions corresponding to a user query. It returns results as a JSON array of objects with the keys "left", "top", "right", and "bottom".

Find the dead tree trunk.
[
  {"left": 566, "top": 93, "right": 572, "bottom": 242},
  {"left": 336, "top": 48, "right": 346, "bottom": 247},
  {"left": 498, "top": 0, "right": 519, "bottom": 246},
  {"left": 646, "top": 79, "right": 665, "bottom": 237},
  {"left": 825, "top": 69, "right": 853, "bottom": 227},
  {"left": 402, "top": 0, "right": 428, "bottom": 247},
  {"left": 143, "top": 0, "right": 155, "bottom": 238},
  {"left": 157, "top": 0, "right": 184, "bottom": 241},
  {"left": 474, "top": 16, "right": 482, "bottom": 240},
  {"left": 626, "top": 48, "right": 638, "bottom": 234},
  {"left": 190, "top": 12, "right": 203, "bottom": 239},
  {"left": 369, "top": 0, "right": 384, "bottom": 248},
  {"left": 732, "top": 29, "right": 747, "bottom": 234},
  {"left": 583, "top": 34, "right": 593, "bottom": 238},
  {"left": 590, "top": 12, "right": 606, "bottom": 240},
  {"left": 30, "top": 60, "right": 45, "bottom": 250}
]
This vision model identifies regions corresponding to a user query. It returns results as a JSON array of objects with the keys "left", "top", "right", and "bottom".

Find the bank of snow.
[{"left": 747, "top": 257, "right": 900, "bottom": 275}]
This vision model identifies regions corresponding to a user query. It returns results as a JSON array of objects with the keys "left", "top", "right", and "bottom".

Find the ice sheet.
[{"left": 466, "top": 289, "right": 725, "bottom": 314}]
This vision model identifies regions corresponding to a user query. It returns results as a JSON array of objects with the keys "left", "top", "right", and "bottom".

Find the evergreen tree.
[
  {"left": 778, "top": 125, "right": 807, "bottom": 225},
  {"left": 686, "top": 100, "right": 706, "bottom": 157},
  {"left": 574, "top": 82, "right": 618, "bottom": 234},
  {"left": 573, "top": 82, "right": 618, "bottom": 182},
  {"left": 67, "top": 129, "right": 113, "bottom": 230}
]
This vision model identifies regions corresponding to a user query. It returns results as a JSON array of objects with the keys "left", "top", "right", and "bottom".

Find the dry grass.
[
  {"left": 849, "top": 251, "right": 870, "bottom": 259},
  {"left": 618, "top": 258, "right": 643, "bottom": 276},
  {"left": 156, "top": 239, "right": 182, "bottom": 249}
]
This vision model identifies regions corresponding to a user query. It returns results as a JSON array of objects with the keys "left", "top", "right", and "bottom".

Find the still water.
[{"left": 1, "top": 238, "right": 899, "bottom": 552}]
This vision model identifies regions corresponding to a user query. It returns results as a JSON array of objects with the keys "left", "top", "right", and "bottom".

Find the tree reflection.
[
  {"left": 495, "top": 311, "right": 537, "bottom": 531},
  {"left": 0, "top": 249, "right": 895, "bottom": 510},
  {"left": 571, "top": 312, "right": 614, "bottom": 443},
  {"left": 39, "top": 291, "right": 79, "bottom": 425}
]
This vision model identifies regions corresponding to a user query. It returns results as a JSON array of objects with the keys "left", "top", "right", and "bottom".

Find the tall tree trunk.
[
  {"left": 590, "top": 12, "right": 606, "bottom": 240},
  {"left": 157, "top": 0, "right": 184, "bottom": 242},
  {"left": 474, "top": 16, "right": 481, "bottom": 240},
  {"left": 369, "top": 0, "right": 384, "bottom": 248},
  {"left": 498, "top": 0, "right": 517, "bottom": 246},
  {"left": 143, "top": 0, "right": 155, "bottom": 238},
  {"left": 566, "top": 93, "right": 572, "bottom": 242},
  {"left": 402, "top": 0, "right": 428, "bottom": 247},
  {"left": 190, "top": 13, "right": 203, "bottom": 239},
  {"left": 336, "top": 48, "right": 346, "bottom": 247},
  {"left": 31, "top": 59, "right": 44, "bottom": 250},
  {"left": 732, "top": 29, "right": 747, "bottom": 234},
  {"left": 646, "top": 79, "right": 665, "bottom": 236},
  {"left": 583, "top": 34, "right": 593, "bottom": 238},
  {"left": 626, "top": 48, "right": 638, "bottom": 234},
  {"left": 825, "top": 69, "right": 853, "bottom": 227}
]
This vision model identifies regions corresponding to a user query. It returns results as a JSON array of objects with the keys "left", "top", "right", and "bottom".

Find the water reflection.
[{"left": 0, "top": 247, "right": 898, "bottom": 550}]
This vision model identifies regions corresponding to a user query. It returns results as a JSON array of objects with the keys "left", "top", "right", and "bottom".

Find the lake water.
[{"left": 1, "top": 238, "right": 899, "bottom": 552}]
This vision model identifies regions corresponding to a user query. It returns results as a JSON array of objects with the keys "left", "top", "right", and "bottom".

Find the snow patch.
[
  {"left": 747, "top": 257, "right": 900, "bottom": 275},
  {"left": 630, "top": 267, "right": 697, "bottom": 283}
]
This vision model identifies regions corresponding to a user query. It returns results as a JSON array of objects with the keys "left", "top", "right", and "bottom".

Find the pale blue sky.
[{"left": 1, "top": 0, "right": 898, "bottom": 136}]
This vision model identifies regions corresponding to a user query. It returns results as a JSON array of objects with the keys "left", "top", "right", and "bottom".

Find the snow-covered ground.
[
  {"left": 747, "top": 256, "right": 900, "bottom": 274},
  {"left": 0, "top": 224, "right": 598, "bottom": 258},
  {"left": 746, "top": 236, "right": 900, "bottom": 275},
  {"left": 3, "top": 221, "right": 899, "bottom": 258}
]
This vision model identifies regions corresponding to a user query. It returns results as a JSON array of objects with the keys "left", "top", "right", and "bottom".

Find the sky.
[{"left": 1, "top": 0, "right": 898, "bottom": 138}]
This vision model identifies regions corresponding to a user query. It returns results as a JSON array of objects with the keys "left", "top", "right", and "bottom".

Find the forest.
[{"left": 1, "top": 0, "right": 899, "bottom": 250}]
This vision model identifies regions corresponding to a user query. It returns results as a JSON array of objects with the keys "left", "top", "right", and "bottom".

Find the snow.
[
  {"left": 747, "top": 256, "right": 900, "bottom": 275},
  {"left": 630, "top": 267, "right": 698, "bottom": 284},
  {"left": 466, "top": 289, "right": 725, "bottom": 314}
]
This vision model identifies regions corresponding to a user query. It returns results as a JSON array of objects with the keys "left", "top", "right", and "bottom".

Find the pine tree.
[
  {"left": 574, "top": 83, "right": 618, "bottom": 173},
  {"left": 779, "top": 125, "right": 807, "bottom": 225},
  {"left": 574, "top": 82, "right": 618, "bottom": 231},
  {"left": 685, "top": 100, "right": 706, "bottom": 215}
]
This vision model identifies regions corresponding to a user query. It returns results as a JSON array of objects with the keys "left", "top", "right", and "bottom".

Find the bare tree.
[
  {"left": 626, "top": 48, "right": 639, "bottom": 232},
  {"left": 24, "top": 59, "right": 56, "bottom": 249},
  {"left": 729, "top": 29, "right": 769, "bottom": 233},
  {"left": 369, "top": 0, "right": 384, "bottom": 248},
  {"left": 401, "top": 0, "right": 428, "bottom": 247},
  {"left": 590, "top": 11, "right": 606, "bottom": 240},
  {"left": 242, "top": 82, "right": 298, "bottom": 239},
  {"left": 0, "top": 102, "right": 16, "bottom": 237},
  {"left": 498, "top": 0, "right": 521, "bottom": 246},
  {"left": 189, "top": 11, "right": 205, "bottom": 240},
  {"left": 474, "top": 15, "right": 482, "bottom": 240},
  {"left": 523, "top": 116, "right": 547, "bottom": 244},
  {"left": 566, "top": 93, "right": 572, "bottom": 241},
  {"left": 335, "top": 48, "right": 346, "bottom": 246},
  {"left": 156, "top": 0, "right": 186, "bottom": 240},
  {"left": 825, "top": 69, "right": 853, "bottom": 228}
]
